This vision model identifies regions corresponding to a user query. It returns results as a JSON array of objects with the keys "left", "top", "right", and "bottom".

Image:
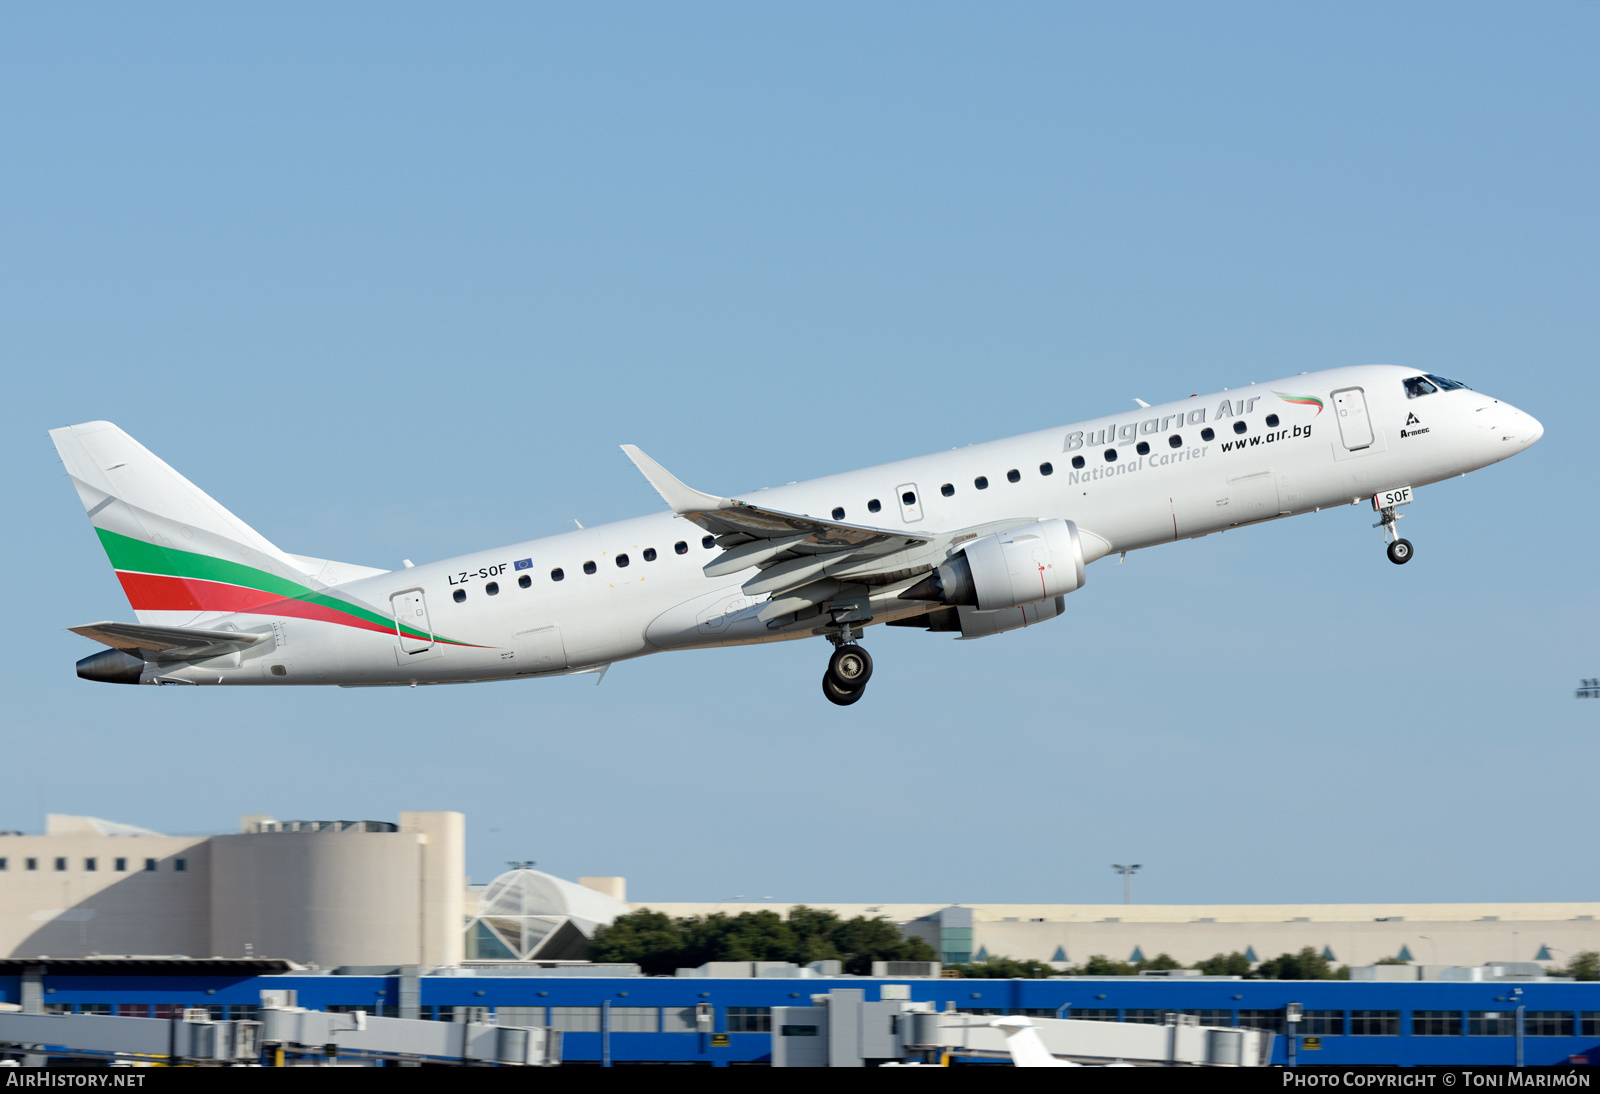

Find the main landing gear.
[
  {"left": 822, "top": 632, "right": 873, "bottom": 706},
  {"left": 1374, "top": 505, "right": 1414, "bottom": 565}
]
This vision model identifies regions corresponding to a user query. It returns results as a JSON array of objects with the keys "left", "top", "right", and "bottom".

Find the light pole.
[{"left": 1112, "top": 864, "right": 1142, "bottom": 905}]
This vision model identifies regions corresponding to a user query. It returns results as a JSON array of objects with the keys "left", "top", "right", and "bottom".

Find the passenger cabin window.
[
  {"left": 941, "top": 483, "right": 954, "bottom": 497},
  {"left": 1427, "top": 374, "right": 1471, "bottom": 391},
  {"left": 1201, "top": 427, "right": 1215, "bottom": 442},
  {"left": 1233, "top": 420, "right": 1247, "bottom": 434},
  {"left": 518, "top": 575, "right": 531, "bottom": 589},
  {"left": 901, "top": 490, "right": 916, "bottom": 505},
  {"left": 1404, "top": 376, "right": 1438, "bottom": 398},
  {"left": 1135, "top": 442, "right": 1150, "bottom": 456},
  {"left": 485, "top": 581, "right": 499, "bottom": 595},
  {"left": 867, "top": 499, "right": 881, "bottom": 513},
  {"left": 643, "top": 548, "right": 657, "bottom": 562},
  {"left": 551, "top": 568, "right": 564, "bottom": 581},
  {"left": 1039, "top": 462, "right": 1053, "bottom": 476},
  {"left": 453, "top": 589, "right": 466, "bottom": 602},
  {"left": 974, "top": 476, "right": 989, "bottom": 490},
  {"left": 1006, "top": 469, "right": 1020, "bottom": 483},
  {"left": 1104, "top": 448, "right": 1117, "bottom": 462},
  {"left": 831, "top": 507, "right": 845, "bottom": 521},
  {"left": 1265, "top": 413, "right": 1279, "bottom": 427},
  {"left": 674, "top": 541, "right": 688, "bottom": 555},
  {"left": 702, "top": 536, "right": 715, "bottom": 549},
  {"left": 1168, "top": 434, "right": 1182, "bottom": 448},
  {"left": 1071, "top": 456, "right": 1085, "bottom": 469},
  {"left": 583, "top": 561, "right": 597, "bottom": 575},
  {"left": 615, "top": 554, "right": 629, "bottom": 568}
]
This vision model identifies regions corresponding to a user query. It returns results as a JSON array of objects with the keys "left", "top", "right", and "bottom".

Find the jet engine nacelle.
[{"left": 905, "top": 519, "right": 1087, "bottom": 612}]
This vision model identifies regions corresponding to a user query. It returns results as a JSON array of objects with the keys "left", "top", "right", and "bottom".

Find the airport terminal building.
[
  {"left": 2, "top": 812, "right": 1596, "bottom": 972},
  {"left": 4, "top": 811, "right": 1600, "bottom": 1066}
]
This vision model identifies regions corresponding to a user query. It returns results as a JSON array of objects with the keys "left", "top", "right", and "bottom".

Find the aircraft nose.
[
  {"left": 1517, "top": 408, "right": 1544, "bottom": 448},
  {"left": 1474, "top": 397, "right": 1542, "bottom": 455}
]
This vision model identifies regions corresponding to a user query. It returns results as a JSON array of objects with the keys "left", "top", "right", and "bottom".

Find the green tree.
[
  {"left": 786, "top": 906, "right": 845, "bottom": 965},
  {"left": 947, "top": 957, "right": 1057, "bottom": 979},
  {"left": 1193, "top": 952, "right": 1253, "bottom": 976},
  {"left": 588, "top": 908, "right": 685, "bottom": 975},
  {"left": 1554, "top": 951, "right": 1600, "bottom": 981},
  {"left": 680, "top": 910, "right": 797, "bottom": 965},
  {"left": 830, "top": 913, "right": 936, "bottom": 974},
  {"left": 586, "top": 906, "right": 932, "bottom": 975},
  {"left": 1373, "top": 956, "right": 1409, "bottom": 966},
  {"left": 1252, "top": 947, "right": 1338, "bottom": 980},
  {"left": 1075, "top": 954, "right": 1137, "bottom": 976},
  {"left": 1139, "top": 953, "right": 1182, "bottom": 971}
]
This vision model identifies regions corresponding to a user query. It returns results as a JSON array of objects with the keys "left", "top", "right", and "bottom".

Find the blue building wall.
[{"left": 1, "top": 973, "right": 1596, "bottom": 1066}]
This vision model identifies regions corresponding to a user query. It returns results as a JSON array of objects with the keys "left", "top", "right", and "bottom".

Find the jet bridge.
[
  {"left": 0, "top": 1006, "right": 559, "bottom": 1067},
  {"left": 771, "top": 989, "right": 1273, "bottom": 1067}
]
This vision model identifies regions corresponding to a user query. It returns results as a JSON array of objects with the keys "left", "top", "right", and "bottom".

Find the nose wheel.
[
  {"left": 822, "top": 640, "right": 873, "bottom": 706},
  {"left": 1373, "top": 503, "right": 1415, "bottom": 565}
]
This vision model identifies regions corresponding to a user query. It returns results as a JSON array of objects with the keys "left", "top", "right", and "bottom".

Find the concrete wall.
[
  {"left": 639, "top": 902, "right": 1600, "bottom": 969},
  {"left": 0, "top": 834, "right": 210, "bottom": 958},
  {"left": 970, "top": 916, "right": 1600, "bottom": 968},
  {"left": 1, "top": 811, "right": 465, "bottom": 968},
  {"left": 210, "top": 811, "right": 464, "bottom": 968},
  {"left": 403, "top": 811, "right": 464, "bottom": 968}
]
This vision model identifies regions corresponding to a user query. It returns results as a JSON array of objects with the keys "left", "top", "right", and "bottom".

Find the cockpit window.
[
  {"left": 1403, "top": 376, "right": 1438, "bottom": 399},
  {"left": 1425, "top": 374, "right": 1471, "bottom": 391}
]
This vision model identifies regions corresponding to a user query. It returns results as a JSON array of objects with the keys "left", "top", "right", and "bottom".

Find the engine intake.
[{"left": 904, "top": 519, "right": 1086, "bottom": 611}]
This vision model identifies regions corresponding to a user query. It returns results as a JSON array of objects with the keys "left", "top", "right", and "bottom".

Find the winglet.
[{"left": 620, "top": 445, "right": 735, "bottom": 515}]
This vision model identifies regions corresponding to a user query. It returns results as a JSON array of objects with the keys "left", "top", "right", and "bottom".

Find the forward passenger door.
[{"left": 1332, "top": 388, "right": 1374, "bottom": 451}]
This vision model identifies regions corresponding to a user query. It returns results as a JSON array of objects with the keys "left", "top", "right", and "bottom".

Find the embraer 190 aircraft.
[{"left": 54, "top": 365, "right": 1541, "bottom": 704}]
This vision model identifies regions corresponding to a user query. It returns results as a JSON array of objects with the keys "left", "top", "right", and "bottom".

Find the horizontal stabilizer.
[{"left": 69, "top": 621, "right": 270, "bottom": 659}]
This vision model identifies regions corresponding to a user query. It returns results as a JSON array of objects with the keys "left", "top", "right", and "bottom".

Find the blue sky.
[{"left": 3, "top": 4, "right": 1595, "bottom": 906}]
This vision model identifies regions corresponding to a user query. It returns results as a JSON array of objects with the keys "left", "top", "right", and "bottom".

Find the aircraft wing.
[
  {"left": 69, "top": 621, "right": 271, "bottom": 661},
  {"left": 622, "top": 445, "right": 936, "bottom": 618}
]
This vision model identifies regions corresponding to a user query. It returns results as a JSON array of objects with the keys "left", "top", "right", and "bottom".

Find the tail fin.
[{"left": 50, "top": 421, "right": 315, "bottom": 624}]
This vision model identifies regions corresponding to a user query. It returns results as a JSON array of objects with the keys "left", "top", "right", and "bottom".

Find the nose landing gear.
[
  {"left": 822, "top": 633, "right": 873, "bottom": 706},
  {"left": 1373, "top": 499, "right": 1414, "bottom": 565}
]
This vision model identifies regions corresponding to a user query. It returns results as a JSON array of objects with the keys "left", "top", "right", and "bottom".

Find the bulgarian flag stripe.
[
  {"left": 1273, "top": 391, "right": 1324, "bottom": 415},
  {"left": 96, "top": 528, "right": 480, "bottom": 647}
]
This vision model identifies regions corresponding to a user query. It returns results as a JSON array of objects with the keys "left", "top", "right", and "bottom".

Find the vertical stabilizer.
[{"left": 50, "top": 421, "right": 312, "bottom": 625}]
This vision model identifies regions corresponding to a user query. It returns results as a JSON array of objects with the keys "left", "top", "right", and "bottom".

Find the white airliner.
[{"left": 54, "top": 365, "right": 1541, "bottom": 704}]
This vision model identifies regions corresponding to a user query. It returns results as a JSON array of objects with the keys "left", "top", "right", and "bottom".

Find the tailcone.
[
  {"left": 77, "top": 648, "right": 146, "bottom": 684},
  {"left": 902, "top": 572, "right": 944, "bottom": 602},
  {"left": 901, "top": 556, "right": 979, "bottom": 606}
]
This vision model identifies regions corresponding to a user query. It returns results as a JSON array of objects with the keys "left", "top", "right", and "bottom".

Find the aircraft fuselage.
[{"left": 56, "top": 365, "right": 1542, "bottom": 690}]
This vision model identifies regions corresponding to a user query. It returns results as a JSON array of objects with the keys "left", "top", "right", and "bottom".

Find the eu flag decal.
[{"left": 514, "top": 558, "right": 533, "bottom": 571}]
